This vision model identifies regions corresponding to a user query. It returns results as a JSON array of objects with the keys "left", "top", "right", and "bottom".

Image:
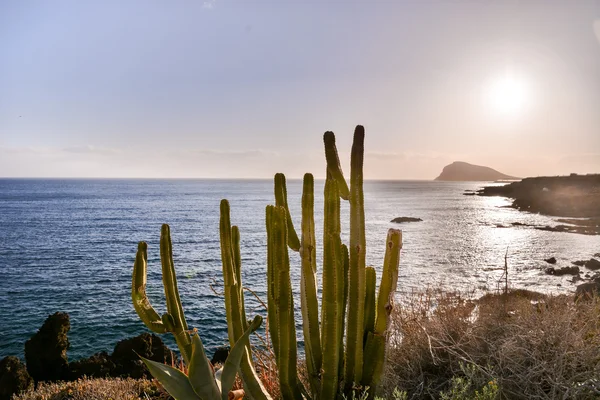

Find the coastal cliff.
[{"left": 435, "top": 161, "right": 519, "bottom": 181}]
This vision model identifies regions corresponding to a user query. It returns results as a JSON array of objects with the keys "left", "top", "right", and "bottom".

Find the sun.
[{"left": 485, "top": 72, "right": 531, "bottom": 118}]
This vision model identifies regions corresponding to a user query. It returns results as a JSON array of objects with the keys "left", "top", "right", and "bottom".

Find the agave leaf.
[
  {"left": 220, "top": 315, "right": 263, "bottom": 400},
  {"left": 140, "top": 356, "right": 201, "bottom": 400},
  {"left": 189, "top": 332, "right": 221, "bottom": 400}
]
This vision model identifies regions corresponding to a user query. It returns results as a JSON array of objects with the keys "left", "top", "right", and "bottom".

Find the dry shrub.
[
  {"left": 14, "top": 377, "right": 163, "bottom": 400},
  {"left": 382, "top": 288, "right": 600, "bottom": 399}
]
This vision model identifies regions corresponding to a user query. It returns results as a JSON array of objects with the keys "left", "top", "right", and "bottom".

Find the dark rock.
[
  {"left": 0, "top": 356, "right": 33, "bottom": 400},
  {"left": 24, "top": 312, "right": 70, "bottom": 382},
  {"left": 211, "top": 346, "right": 230, "bottom": 365},
  {"left": 463, "top": 192, "right": 476, "bottom": 196},
  {"left": 511, "top": 222, "right": 526, "bottom": 226},
  {"left": 544, "top": 257, "right": 557, "bottom": 264},
  {"left": 112, "top": 333, "right": 174, "bottom": 379},
  {"left": 545, "top": 266, "right": 580, "bottom": 276},
  {"left": 573, "top": 260, "right": 587, "bottom": 266},
  {"left": 585, "top": 258, "right": 600, "bottom": 271},
  {"left": 594, "top": 253, "right": 600, "bottom": 258},
  {"left": 390, "top": 217, "right": 422, "bottom": 223},
  {"left": 575, "top": 282, "right": 600, "bottom": 300},
  {"left": 68, "top": 351, "right": 115, "bottom": 380}
]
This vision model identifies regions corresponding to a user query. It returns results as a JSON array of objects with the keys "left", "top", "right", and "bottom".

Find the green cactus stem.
[
  {"left": 363, "top": 266, "right": 376, "bottom": 344},
  {"left": 320, "top": 176, "right": 343, "bottom": 400},
  {"left": 345, "top": 125, "right": 367, "bottom": 389},
  {"left": 268, "top": 205, "right": 302, "bottom": 400},
  {"left": 362, "top": 229, "right": 402, "bottom": 394},
  {"left": 323, "top": 131, "right": 350, "bottom": 200},
  {"left": 274, "top": 173, "right": 301, "bottom": 251},
  {"left": 299, "top": 173, "right": 322, "bottom": 396},
  {"left": 220, "top": 200, "right": 273, "bottom": 400}
]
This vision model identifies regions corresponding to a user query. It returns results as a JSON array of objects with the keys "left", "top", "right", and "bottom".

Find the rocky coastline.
[
  {"left": 0, "top": 312, "right": 230, "bottom": 399},
  {"left": 477, "top": 173, "right": 600, "bottom": 235}
]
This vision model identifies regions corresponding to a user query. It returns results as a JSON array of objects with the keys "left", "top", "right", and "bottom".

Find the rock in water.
[
  {"left": 585, "top": 258, "right": 600, "bottom": 271},
  {"left": 391, "top": 217, "right": 422, "bottom": 223},
  {"left": 545, "top": 266, "right": 580, "bottom": 276},
  {"left": 24, "top": 312, "right": 70, "bottom": 382},
  {"left": 0, "top": 356, "right": 33, "bottom": 400},
  {"left": 544, "top": 257, "right": 557, "bottom": 264},
  {"left": 112, "top": 333, "right": 174, "bottom": 379}
]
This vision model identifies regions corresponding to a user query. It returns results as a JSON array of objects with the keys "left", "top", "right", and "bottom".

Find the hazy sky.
[{"left": 1, "top": 0, "right": 599, "bottom": 179}]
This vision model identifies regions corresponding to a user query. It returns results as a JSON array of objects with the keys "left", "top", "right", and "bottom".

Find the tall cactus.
[{"left": 262, "top": 126, "right": 403, "bottom": 400}]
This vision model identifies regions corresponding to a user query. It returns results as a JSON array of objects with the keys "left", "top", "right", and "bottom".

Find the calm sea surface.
[{"left": 1, "top": 179, "right": 599, "bottom": 360}]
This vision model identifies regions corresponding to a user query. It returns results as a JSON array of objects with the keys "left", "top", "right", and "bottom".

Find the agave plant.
[{"left": 140, "top": 315, "right": 263, "bottom": 400}]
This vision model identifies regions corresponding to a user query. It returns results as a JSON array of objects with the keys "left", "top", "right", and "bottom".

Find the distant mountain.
[{"left": 435, "top": 161, "right": 519, "bottom": 181}]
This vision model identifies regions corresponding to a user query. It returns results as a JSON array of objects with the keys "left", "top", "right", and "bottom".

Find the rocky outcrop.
[
  {"left": 435, "top": 161, "right": 518, "bottom": 181},
  {"left": 112, "top": 333, "right": 174, "bottom": 379},
  {"left": 545, "top": 266, "right": 580, "bottom": 276},
  {"left": 0, "top": 356, "right": 33, "bottom": 400},
  {"left": 391, "top": 217, "right": 422, "bottom": 223},
  {"left": 575, "top": 281, "right": 600, "bottom": 300},
  {"left": 572, "top": 259, "right": 600, "bottom": 270},
  {"left": 211, "top": 345, "right": 230, "bottom": 365},
  {"left": 67, "top": 351, "right": 115, "bottom": 380},
  {"left": 24, "top": 312, "right": 70, "bottom": 382},
  {"left": 477, "top": 174, "right": 600, "bottom": 218}
]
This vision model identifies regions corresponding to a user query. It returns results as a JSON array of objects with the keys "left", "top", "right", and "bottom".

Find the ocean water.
[{"left": 1, "top": 179, "right": 599, "bottom": 360}]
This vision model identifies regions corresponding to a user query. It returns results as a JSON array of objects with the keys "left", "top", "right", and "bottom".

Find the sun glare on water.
[{"left": 485, "top": 72, "right": 532, "bottom": 118}]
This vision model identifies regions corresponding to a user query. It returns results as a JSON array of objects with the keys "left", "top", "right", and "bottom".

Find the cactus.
[
  {"left": 132, "top": 225, "right": 192, "bottom": 363},
  {"left": 141, "top": 315, "right": 264, "bottom": 400},
  {"left": 262, "top": 126, "right": 403, "bottom": 400},
  {"left": 132, "top": 221, "right": 272, "bottom": 400}
]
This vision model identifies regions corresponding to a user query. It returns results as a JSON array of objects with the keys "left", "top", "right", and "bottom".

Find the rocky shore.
[
  {"left": 477, "top": 174, "right": 600, "bottom": 235},
  {"left": 0, "top": 312, "right": 229, "bottom": 399},
  {"left": 477, "top": 174, "right": 600, "bottom": 218}
]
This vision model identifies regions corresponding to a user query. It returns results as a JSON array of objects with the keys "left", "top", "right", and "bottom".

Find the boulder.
[
  {"left": 111, "top": 333, "right": 174, "bottom": 379},
  {"left": 585, "top": 258, "right": 600, "bottom": 271},
  {"left": 211, "top": 346, "right": 230, "bottom": 365},
  {"left": 575, "top": 282, "right": 600, "bottom": 300},
  {"left": 544, "top": 257, "right": 557, "bottom": 264},
  {"left": 573, "top": 260, "right": 587, "bottom": 266},
  {"left": 390, "top": 217, "right": 422, "bottom": 223},
  {"left": 594, "top": 253, "right": 600, "bottom": 258},
  {"left": 0, "top": 356, "right": 33, "bottom": 400},
  {"left": 545, "top": 266, "right": 580, "bottom": 276},
  {"left": 24, "top": 312, "right": 70, "bottom": 382},
  {"left": 68, "top": 351, "right": 115, "bottom": 380}
]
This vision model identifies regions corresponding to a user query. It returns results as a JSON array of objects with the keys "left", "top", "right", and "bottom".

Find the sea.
[{"left": 1, "top": 179, "right": 599, "bottom": 360}]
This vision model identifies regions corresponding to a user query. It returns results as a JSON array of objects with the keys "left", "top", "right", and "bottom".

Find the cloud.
[
  {"left": 595, "top": 19, "right": 600, "bottom": 45},
  {"left": 0, "top": 145, "right": 120, "bottom": 156},
  {"left": 202, "top": 0, "right": 216, "bottom": 9},
  {"left": 177, "top": 149, "right": 280, "bottom": 158}
]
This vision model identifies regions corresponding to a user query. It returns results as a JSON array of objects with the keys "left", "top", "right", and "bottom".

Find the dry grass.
[
  {"left": 13, "top": 377, "right": 164, "bottom": 400},
  {"left": 382, "top": 288, "right": 600, "bottom": 399}
]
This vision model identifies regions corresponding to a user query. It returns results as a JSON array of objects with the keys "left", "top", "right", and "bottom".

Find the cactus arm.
[
  {"left": 231, "top": 226, "right": 249, "bottom": 331},
  {"left": 274, "top": 173, "right": 301, "bottom": 252},
  {"left": 320, "top": 176, "right": 342, "bottom": 400},
  {"left": 159, "top": 225, "right": 192, "bottom": 363},
  {"left": 299, "top": 173, "right": 323, "bottom": 395},
  {"left": 345, "top": 125, "right": 367, "bottom": 389},
  {"left": 363, "top": 266, "right": 376, "bottom": 343},
  {"left": 189, "top": 332, "right": 221, "bottom": 400},
  {"left": 323, "top": 131, "right": 350, "bottom": 200},
  {"left": 220, "top": 200, "right": 273, "bottom": 400},
  {"left": 271, "top": 206, "right": 302, "bottom": 400},
  {"left": 132, "top": 242, "right": 167, "bottom": 334},
  {"left": 362, "top": 229, "right": 402, "bottom": 393},
  {"left": 265, "top": 205, "right": 280, "bottom": 362}
]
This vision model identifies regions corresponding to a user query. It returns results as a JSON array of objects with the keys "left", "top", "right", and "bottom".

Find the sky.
[{"left": 1, "top": 0, "right": 599, "bottom": 179}]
